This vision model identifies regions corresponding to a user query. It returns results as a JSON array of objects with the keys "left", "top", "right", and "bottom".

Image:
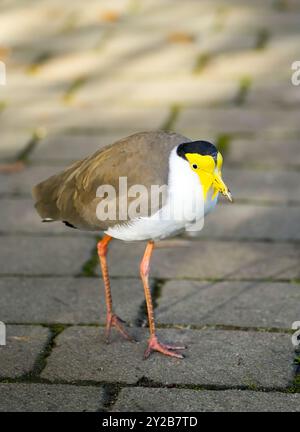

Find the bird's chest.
[
  {"left": 168, "top": 173, "right": 218, "bottom": 227},
  {"left": 167, "top": 170, "right": 204, "bottom": 223}
]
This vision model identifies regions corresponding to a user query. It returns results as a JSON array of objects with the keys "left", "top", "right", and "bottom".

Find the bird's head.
[{"left": 177, "top": 140, "right": 232, "bottom": 202}]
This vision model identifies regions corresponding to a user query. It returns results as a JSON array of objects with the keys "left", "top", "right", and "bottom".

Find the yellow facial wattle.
[{"left": 185, "top": 152, "right": 232, "bottom": 202}]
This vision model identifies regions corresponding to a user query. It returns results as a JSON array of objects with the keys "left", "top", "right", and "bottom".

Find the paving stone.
[
  {"left": 0, "top": 325, "right": 50, "bottom": 378},
  {"left": 197, "top": 42, "right": 296, "bottom": 82},
  {"left": 156, "top": 280, "right": 300, "bottom": 328},
  {"left": 100, "top": 34, "right": 198, "bottom": 78},
  {"left": 0, "top": 277, "right": 146, "bottom": 325},
  {"left": 0, "top": 0, "right": 125, "bottom": 48},
  {"left": 222, "top": 11, "right": 300, "bottom": 36},
  {"left": 112, "top": 388, "right": 300, "bottom": 412},
  {"left": 76, "top": 78, "right": 238, "bottom": 108},
  {"left": 0, "top": 165, "right": 62, "bottom": 196},
  {"left": 0, "top": 198, "right": 67, "bottom": 234},
  {"left": 16, "top": 26, "right": 106, "bottom": 62},
  {"left": 0, "top": 72, "right": 63, "bottom": 107},
  {"left": 135, "top": 330, "right": 295, "bottom": 389},
  {"left": 197, "top": 31, "right": 257, "bottom": 56},
  {"left": 225, "top": 138, "right": 300, "bottom": 168},
  {"left": 0, "top": 106, "right": 168, "bottom": 133},
  {"left": 41, "top": 326, "right": 294, "bottom": 388},
  {"left": 177, "top": 108, "right": 300, "bottom": 135},
  {"left": 246, "top": 83, "right": 300, "bottom": 108},
  {"left": 0, "top": 2, "right": 63, "bottom": 46},
  {"left": 0, "top": 104, "right": 67, "bottom": 132},
  {"left": 193, "top": 204, "right": 300, "bottom": 241},
  {"left": 96, "top": 239, "right": 300, "bottom": 280},
  {"left": 268, "top": 33, "right": 299, "bottom": 61},
  {"left": 28, "top": 50, "right": 107, "bottom": 82},
  {"left": 30, "top": 133, "right": 126, "bottom": 163},
  {"left": 223, "top": 168, "right": 300, "bottom": 203},
  {"left": 0, "top": 383, "right": 105, "bottom": 412},
  {"left": 135, "top": 0, "right": 270, "bottom": 30},
  {"left": 0, "top": 236, "right": 95, "bottom": 275},
  {"left": 0, "top": 132, "right": 30, "bottom": 161},
  {"left": 42, "top": 326, "right": 143, "bottom": 384},
  {"left": 0, "top": 198, "right": 96, "bottom": 234}
]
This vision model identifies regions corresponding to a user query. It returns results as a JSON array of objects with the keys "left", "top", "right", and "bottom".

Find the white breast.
[{"left": 106, "top": 147, "right": 217, "bottom": 241}]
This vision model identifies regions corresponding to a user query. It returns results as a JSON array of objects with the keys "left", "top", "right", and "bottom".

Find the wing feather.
[{"left": 32, "top": 131, "right": 190, "bottom": 231}]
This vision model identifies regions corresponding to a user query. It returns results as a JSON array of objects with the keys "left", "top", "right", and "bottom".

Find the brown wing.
[{"left": 32, "top": 131, "right": 190, "bottom": 231}]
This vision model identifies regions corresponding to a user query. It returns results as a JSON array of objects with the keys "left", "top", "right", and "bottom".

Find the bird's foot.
[
  {"left": 105, "top": 313, "right": 135, "bottom": 343},
  {"left": 144, "top": 335, "right": 186, "bottom": 359}
]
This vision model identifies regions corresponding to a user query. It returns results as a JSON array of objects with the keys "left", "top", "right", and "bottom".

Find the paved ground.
[{"left": 0, "top": 0, "right": 300, "bottom": 412}]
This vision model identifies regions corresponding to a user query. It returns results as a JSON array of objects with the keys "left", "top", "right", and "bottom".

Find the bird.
[{"left": 32, "top": 131, "right": 232, "bottom": 359}]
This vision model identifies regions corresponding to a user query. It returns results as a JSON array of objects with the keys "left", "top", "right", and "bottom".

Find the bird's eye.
[{"left": 192, "top": 164, "right": 198, "bottom": 169}]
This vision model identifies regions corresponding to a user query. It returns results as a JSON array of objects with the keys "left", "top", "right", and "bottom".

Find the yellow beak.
[{"left": 213, "top": 172, "right": 233, "bottom": 202}]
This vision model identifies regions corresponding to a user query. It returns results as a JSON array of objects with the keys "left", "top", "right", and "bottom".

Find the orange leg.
[
  {"left": 97, "top": 235, "right": 134, "bottom": 343},
  {"left": 0, "top": 161, "right": 25, "bottom": 174},
  {"left": 140, "top": 241, "right": 186, "bottom": 359}
]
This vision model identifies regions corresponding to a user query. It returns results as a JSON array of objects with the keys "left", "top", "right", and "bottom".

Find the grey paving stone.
[
  {"left": 42, "top": 326, "right": 143, "bottom": 384},
  {"left": 77, "top": 78, "right": 238, "bottom": 108},
  {"left": 0, "top": 198, "right": 95, "bottom": 235},
  {"left": 137, "top": 330, "right": 295, "bottom": 389},
  {"left": 0, "top": 104, "right": 66, "bottom": 133},
  {"left": 197, "top": 41, "right": 295, "bottom": 82},
  {"left": 98, "top": 37, "right": 198, "bottom": 78},
  {"left": 223, "top": 168, "right": 300, "bottom": 203},
  {"left": 198, "top": 32, "right": 256, "bottom": 55},
  {"left": 1, "top": 74, "right": 63, "bottom": 109},
  {"left": 112, "top": 388, "right": 300, "bottom": 412},
  {"left": 0, "top": 106, "right": 168, "bottom": 133},
  {"left": 0, "top": 198, "right": 64, "bottom": 234},
  {"left": 0, "top": 1, "right": 74, "bottom": 46},
  {"left": 0, "top": 132, "right": 30, "bottom": 161},
  {"left": 0, "top": 236, "right": 95, "bottom": 275},
  {"left": 30, "top": 132, "right": 128, "bottom": 163},
  {"left": 0, "top": 277, "right": 146, "bottom": 325},
  {"left": 246, "top": 83, "right": 300, "bottom": 109},
  {"left": 0, "top": 165, "right": 63, "bottom": 196},
  {"left": 224, "top": 11, "right": 300, "bottom": 36},
  {"left": 12, "top": 27, "right": 107, "bottom": 69},
  {"left": 177, "top": 108, "right": 300, "bottom": 135},
  {"left": 192, "top": 204, "right": 300, "bottom": 241},
  {"left": 96, "top": 240, "right": 300, "bottom": 280},
  {"left": 0, "top": 383, "right": 105, "bottom": 412},
  {"left": 133, "top": 0, "right": 271, "bottom": 34},
  {"left": 225, "top": 138, "right": 300, "bottom": 168},
  {"left": 156, "top": 280, "right": 300, "bottom": 328},
  {"left": 22, "top": 48, "right": 107, "bottom": 83},
  {"left": 0, "top": 325, "right": 50, "bottom": 378},
  {"left": 41, "top": 327, "right": 294, "bottom": 388}
]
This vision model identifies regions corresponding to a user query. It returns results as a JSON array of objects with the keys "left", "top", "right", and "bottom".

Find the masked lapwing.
[{"left": 32, "top": 131, "right": 232, "bottom": 359}]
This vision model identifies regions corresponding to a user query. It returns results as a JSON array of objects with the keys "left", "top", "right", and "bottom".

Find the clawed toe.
[
  {"left": 144, "top": 335, "right": 186, "bottom": 359},
  {"left": 105, "top": 313, "right": 136, "bottom": 343},
  {"left": 162, "top": 343, "right": 187, "bottom": 351}
]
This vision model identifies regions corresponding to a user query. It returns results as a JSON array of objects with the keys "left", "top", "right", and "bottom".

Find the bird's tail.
[{"left": 32, "top": 174, "right": 61, "bottom": 221}]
